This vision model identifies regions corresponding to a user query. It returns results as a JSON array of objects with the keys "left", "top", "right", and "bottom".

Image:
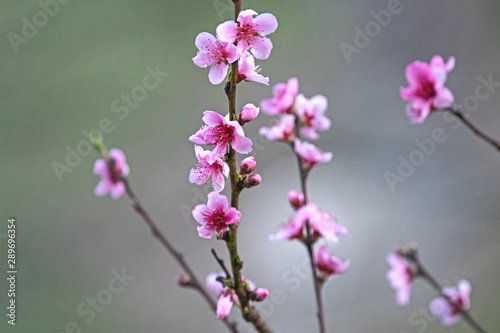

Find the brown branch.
[
  {"left": 291, "top": 117, "right": 327, "bottom": 333},
  {"left": 102, "top": 157, "right": 239, "bottom": 333},
  {"left": 443, "top": 108, "right": 500, "bottom": 152},
  {"left": 404, "top": 253, "right": 488, "bottom": 333}
]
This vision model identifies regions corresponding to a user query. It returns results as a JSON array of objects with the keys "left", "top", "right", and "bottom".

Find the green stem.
[{"left": 222, "top": 2, "right": 274, "bottom": 332}]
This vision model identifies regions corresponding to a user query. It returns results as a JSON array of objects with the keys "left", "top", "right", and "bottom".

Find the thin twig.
[
  {"left": 292, "top": 117, "right": 327, "bottom": 333},
  {"left": 211, "top": 248, "right": 233, "bottom": 280},
  {"left": 443, "top": 108, "right": 500, "bottom": 152},
  {"left": 406, "top": 255, "right": 488, "bottom": 333},
  {"left": 103, "top": 157, "right": 239, "bottom": 333}
]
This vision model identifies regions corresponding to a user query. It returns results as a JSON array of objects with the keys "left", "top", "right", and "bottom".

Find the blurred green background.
[{"left": 1, "top": 0, "right": 500, "bottom": 332}]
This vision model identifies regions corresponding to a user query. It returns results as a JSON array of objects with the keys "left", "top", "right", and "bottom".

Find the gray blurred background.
[{"left": 1, "top": 0, "right": 499, "bottom": 332}]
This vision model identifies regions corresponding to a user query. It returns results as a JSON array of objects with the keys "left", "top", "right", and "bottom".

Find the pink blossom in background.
[
  {"left": 294, "top": 139, "right": 332, "bottom": 169},
  {"left": 430, "top": 279, "right": 471, "bottom": 326},
  {"left": 206, "top": 272, "right": 227, "bottom": 296},
  {"left": 386, "top": 253, "right": 415, "bottom": 306},
  {"left": 190, "top": 111, "right": 253, "bottom": 156},
  {"left": 192, "top": 191, "right": 241, "bottom": 239},
  {"left": 259, "top": 114, "right": 296, "bottom": 142},
  {"left": 237, "top": 54, "right": 269, "bottom": 85},
  {"left": 240, "top": 103, "right": 260, "bottom": 123},
  {"left": 288, "top": 190, "right": 305, "bottom": 210},
  {"left": 189, "top": 145, "right": 229, "bottom": 192},
  {"left": 269, "top": 213, "right": 304, "bottom": 242},
  {"left": 295, "top": 94, "right": 331, "bottom": 140},
  {"left": 260, "top": 77, "right": 299, "bottom": 115},
  {"left": 400, "top": 55, "right": 455, "bottom": 124},
  {"left": 314, "top": 245, "right": 350, "bottom": 278},
  {"left": 93, "top": 148, "right": 130, "bottom": 199},
  {"left": 217, "top": 9, "right": 278, "bottom": 60},
  {"left": 217, "top": 290, "right": 239, "bottom": 318},
  {"left": 300, "top": 203, "right": 348, "bottom": 243},
  {"left": 269, "top": 202, "right": 346, "bottom": 243},
  {"left": 192, "top": 32, "right": 239, "bottom": 85}
]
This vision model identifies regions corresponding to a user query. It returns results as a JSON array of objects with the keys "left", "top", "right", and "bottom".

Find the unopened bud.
[
  {"left": 240, "top": 156, "right": 256, "bottom": 175},
  {"left": 175, "top": 274, "right": 193, "bottom": 288},
  {"left": 253, "top": 288, "right": 269, "bottom": 302},
  {"left": 243, "top": 174, "right": 261, "bottom": 188},
  {"left": 240, "top": 103, "right": 260, "bottom": 123},
  {"left": 288, "top": 190, "right": 304, "bottom": 210}
]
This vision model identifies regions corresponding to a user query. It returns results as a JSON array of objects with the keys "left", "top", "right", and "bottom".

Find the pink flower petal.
[
  {"left": 216, "top": 21, "right": 239, "bottom": 43},
  {"left": 94, "top": 180, "right": 110, "bottom": 197},
  {"left": 207, "top": 191, "right": 229, "bottom": 212},
  {"left": 216, "top": 293, "right": 234, "bottom": 318},
  {"left": 209, "top": 63, "right": 229, "bottom": 85},
  {"left": 250, "top": 37, "right": 273, "bottom": 60},
  {"left": 254, "top": 13, "right": 278, "bottom": 36}
]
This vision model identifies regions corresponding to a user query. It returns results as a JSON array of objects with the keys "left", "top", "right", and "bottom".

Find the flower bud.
[
  {"left": 175, "top": 274, "right": 192, "bottom": 288},
  {"left": 253, "top": 288, "right": 269, "bottom": 302},
  {"left": 288, "top": 190, "right": 304, "bottom": 210},
  {"left": 240, "top": 103, "right": 260, "bottom": 123},
  {"left": 243, "top": 174, "right": 261, "bottom": 188},
  {"left": 239, "top": 156, "right": 256, "bottom": 175}
]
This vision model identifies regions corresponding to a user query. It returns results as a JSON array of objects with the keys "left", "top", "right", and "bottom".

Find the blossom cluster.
[
  {"left": 386, "top": 249, "right": 472, "bottom": 326},
  {"left": 261, "top": 77, "right": 349, "bottom": 281},
  {"left": 189, "top": 9, "right": 277, "bottom": 318},
  {"left": 206, "top": 272, "right": 269, "bottom": 319}
]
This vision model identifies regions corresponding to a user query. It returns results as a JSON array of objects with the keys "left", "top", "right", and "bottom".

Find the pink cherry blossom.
[
  {"left": 430, "top": 279, "right": 471, "bottom": 326},
  {"left": 269, "top": 202, "right": 346, "bottom": 243},
  {"left": 205, "top": 272, "right": 238, "bottom": 318},
  {"left": 268, "top": 213, "right": 304, "bottom": 242},
  {"left": 206, "top": 272, "right": 227, "bottom": 296},
  {"left": 190, "top": 111, "right": 253, "bottom": 157},
  {"left": 189, "top": 145, "right": 229, "bottom": 192},
  {"left": 295, "top": 94, "right": 331, "bottom": 140},
  {"left": 240, "top": 103, "right": 260, "bottom": 123},
  {"left": 288, "top": 190, "right": 304, "bottom": 210},
  {"left": 259, "top": 114, "right": 296, "bottom": 142},
  {"left": 400, "top": 55, "right": 455, "bottom": 124},
  {"left": 192, "top": 32, "right": 239, "bottom": 85},
  {"left": 217, "top": 9, "right": 278, "bottom": 60},
  {"left": 93, "top": 148, "right": 130, "bottom": 199},
  {"left": 314, "top": 245, "right": 350, "bottom": 278},
  {"left": 294, "top": 139, "right": 332, "bottom": 170},
  {"left": 206, "top": 272, "right": 266, "bottom": 318},
  {"left": 192, "top": 191, "right": 241, "bottom": 239},
  {"left": 237, "top": 54, "right": 269, "bottom": 85},
  {"left": 260, "top": 77, "right": 299, "bottom": 115},
  {"left": 386, "top": 253, "right": 415, "bottom": 306},
  {"left": 301, "top": 203, "right": 348, "bottom": 243}
]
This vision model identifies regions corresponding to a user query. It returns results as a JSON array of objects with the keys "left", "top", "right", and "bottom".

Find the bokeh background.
[{"left": 1, "top": 0, "right": 499, "bottom": 332}]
